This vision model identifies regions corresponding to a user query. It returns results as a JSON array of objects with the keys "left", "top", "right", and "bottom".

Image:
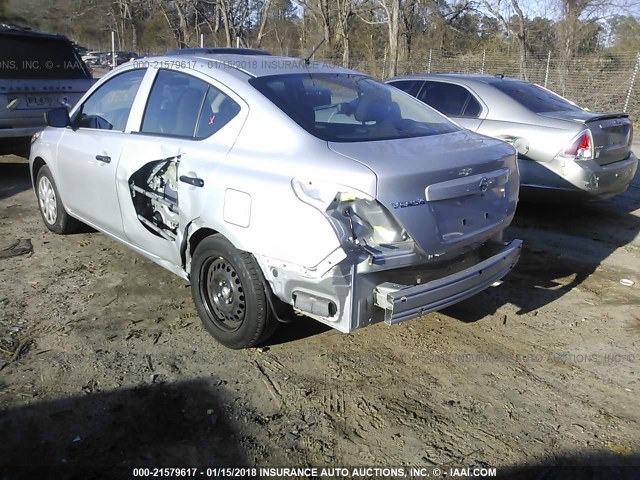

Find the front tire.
[
  {"left": 35, "top": 165, "right": 80, "bottom": 234},
  {"left": 190, "top": 234, "right": 277, "bottom": 349}
]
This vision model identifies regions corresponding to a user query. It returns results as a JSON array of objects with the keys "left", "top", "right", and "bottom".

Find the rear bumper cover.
[
  {"left": 259, "top": 239, "right": 523, "bottom": 333},
  {"left": 373, "top": 239, "right": 522, "bottom": 324},
  {"left": 520, "top": 152, "right": 638, "bottom": 200},
  {"left": 563, "top": 152, "right": 638, "bottom": 199}
]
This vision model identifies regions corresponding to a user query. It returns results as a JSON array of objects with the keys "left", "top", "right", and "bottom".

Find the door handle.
[
  {"left": 179, "top": 175, "right": 204, "bottom": 187},
  {"left": 95, "top": 155, "right": 111, "bottom": 163}
]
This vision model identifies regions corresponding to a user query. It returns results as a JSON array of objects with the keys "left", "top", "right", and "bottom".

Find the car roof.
[
  {"left": 388, "top": 73, "right": 528, "bottom": 86},
  {"left": 167, "top": 47, "right": 272, "bottom": 56},
  {"left": 151, "top": 53, "right": 357, "bottom": 78},
  {"left": 0, "top": 24, "right": 72, "bottom": 42}
]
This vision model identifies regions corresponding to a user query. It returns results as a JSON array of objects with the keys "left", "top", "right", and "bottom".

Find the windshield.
[
  {"left": 250, "top": 73, "right": 459, "bottom": 142},
  {"left": 493, "top": 81, "right": 583, "bottom": 113}
]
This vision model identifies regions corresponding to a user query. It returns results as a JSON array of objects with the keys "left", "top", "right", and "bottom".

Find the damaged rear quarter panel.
[{"left": 199, "top": 144, "right": 377, "bottom": 269}]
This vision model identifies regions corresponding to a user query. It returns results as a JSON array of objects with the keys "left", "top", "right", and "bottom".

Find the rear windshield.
[
  {"left": 0, "top": 35, "right": 91, "bottom": 80},
  {"left": 250, "top": 73, "right": 459, "bottom": 142},
  {"left": 493, "top": 81, "right": 582, "bottom": 113}
]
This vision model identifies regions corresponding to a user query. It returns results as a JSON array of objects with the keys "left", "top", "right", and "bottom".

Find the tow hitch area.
[
  {"left": 129, "top": 157, "right": 179, "bottom": 241},
  {"left": 374, "top": 240, "right": 522, "bottom": 324}
]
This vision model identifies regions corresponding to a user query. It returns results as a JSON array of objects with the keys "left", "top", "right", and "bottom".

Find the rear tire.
[
  {"left": 35, "top": 165, "right": 81, "bottom": 234},
  {"left": 190, "top": 234, "right": 277, "bottom": 349}
]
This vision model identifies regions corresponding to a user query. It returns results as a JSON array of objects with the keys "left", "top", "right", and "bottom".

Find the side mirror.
[{"left": 45, "top": 108, "right": 70, "bottom": 128}]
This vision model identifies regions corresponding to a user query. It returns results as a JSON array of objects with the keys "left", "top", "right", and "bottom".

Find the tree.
[
  {"left": 294, "top": 0, "right": 337, "bottom": 59},
  {"left": 255, "top": 0, "right": 272, "bottom": 47},
  {"left": 378, "top": 0, "right": 401, "bottom": 77},
  {"left": 156, "top": 0, "right": 194, "bottom": 48},
  {"left": 263, "top": 0, "right": 300, "bottom": 55},
  {"left": 357, "top": 0, "right": 401, "bottom": 76},
  {"left": 526, "top": 16, "right": 556, "bottom": 55},
  {"left": 481, "top": 0, "right": 529, "bottom": 78},
  {"left": 335, "top": 0, "right": 355, "bottom": 66},
  {"left": 556, "top": 0, "right": 590, "bottom": 61},
  {"left": 554, "top": 0, "right": 638, "bottom": 59},
  {"left": 607, "top": 15, "right": 640, "bottom": 51}
]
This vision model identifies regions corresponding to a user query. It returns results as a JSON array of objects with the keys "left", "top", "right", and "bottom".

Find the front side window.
[
  {"left": 418, "top": 82, "right": 482, "bottom": 118},
  {"left": 250, "top": 73, "right": 459, "bottom": 142},
  {"left": 75, "top": 69, "right": 145, "bottom": 131},
  {"left": 492, "top": 81, "right": 582, "bottom": 113},
  {"left": 141, "top": 70, "right": 208, "bottom": 137}
]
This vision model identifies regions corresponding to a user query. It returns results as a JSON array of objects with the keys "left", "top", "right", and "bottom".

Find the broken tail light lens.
[
  {"left": 344, "top": 197, "right": 408, "bottom": 245},
  {"left": 291, "top": 178, "right": 409, "bottom": 247},
  {"left": 558, "top": 130, "right": 593, "bottom": 161}
]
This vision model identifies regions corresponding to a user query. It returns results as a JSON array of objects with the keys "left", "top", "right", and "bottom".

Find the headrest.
[{"left": 354, "top": 97, "right": 400, "bottom": 123}]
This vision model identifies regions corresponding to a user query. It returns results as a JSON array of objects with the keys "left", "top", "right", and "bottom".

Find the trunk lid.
[
  {"left": 539, "top": 111, "right": 633, "bottom": 166},
  {"left": 328, "top": 130, "right": 519, "bottom": 257}
]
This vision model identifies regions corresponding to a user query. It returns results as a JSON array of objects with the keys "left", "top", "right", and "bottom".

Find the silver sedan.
[
  {"left": 386, "top": 74, "right": 638, "bottom": 201},
  {"left": 30, "top": 53, "right": 522, "bottom": 348}
]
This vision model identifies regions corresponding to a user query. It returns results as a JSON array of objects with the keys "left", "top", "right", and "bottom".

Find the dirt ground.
[{"left": 0, "top": 151, "right": 639, "bottom": 479}]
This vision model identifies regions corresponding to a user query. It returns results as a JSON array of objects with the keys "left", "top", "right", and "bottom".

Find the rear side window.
[
  {"left": 388, "top": 80, "right": 423, "bottom": 97},
  {"left": 418, "top": 82, "right": 482, "bottom": 118},
  {"left": 195, "top": 86, "right": 241, "bottom": 139},
  {"left": 0, "top": 34, "right": 91, "bottom": 80},
  {"left": 76, "top": 69, "right": 145, "bottom": 131},
  {"left": 492, "top": 81, "right": 582, "bottom": 113}
]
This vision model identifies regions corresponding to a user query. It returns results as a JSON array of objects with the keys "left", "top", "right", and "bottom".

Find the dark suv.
[{"left": 0, "top": 25, "right": 94, "bottom": 156}]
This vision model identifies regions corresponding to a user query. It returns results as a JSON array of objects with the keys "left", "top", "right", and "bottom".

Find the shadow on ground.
[
  {"left": 0, "top": 379, "right": 248, "bottom": 479},
  {"left": 442, "top": 175, "right": 640, "bottom": 322},
  {"left": 0, "top": 162, "right": 31, "bottom": 201},
  {"left": 498, "top": 451, "right": 640, "bottom": 479},
  {"left": 264, "top": 314, "right": 333, "bottom": 347}
]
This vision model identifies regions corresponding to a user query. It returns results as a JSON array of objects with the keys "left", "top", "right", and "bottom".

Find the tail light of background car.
[{"left": 557, "top": 130, "right": 593, "bottom": 162}]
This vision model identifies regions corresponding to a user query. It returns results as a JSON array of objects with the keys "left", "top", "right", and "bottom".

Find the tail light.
[
  {"left": 558, "top": 130, "right": 593, "bottom": 161},
  {"left": 291, "top": 178, "right": 410, "bottom": 247}
]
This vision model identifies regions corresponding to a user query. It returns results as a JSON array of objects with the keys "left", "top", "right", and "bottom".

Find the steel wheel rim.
[
  {"left": 38, "top": 176, "right": 57, "bottom": 225},
  {"left": 201, "top": 256, "right": 246, "bottom": 332}
]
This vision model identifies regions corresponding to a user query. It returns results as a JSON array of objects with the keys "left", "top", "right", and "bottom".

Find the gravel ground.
[{"left": 0, "top": 151, "right": 639, "bottom": 479}]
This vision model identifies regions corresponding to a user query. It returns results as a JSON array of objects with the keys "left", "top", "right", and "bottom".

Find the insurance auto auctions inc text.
[{"left": 257, "top": 466, "right": 497, "bottom": 478}]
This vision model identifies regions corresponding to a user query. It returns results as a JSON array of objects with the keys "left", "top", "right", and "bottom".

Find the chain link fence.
[{"left": 319, "top": 51, "right": 640, "bottom": 122}]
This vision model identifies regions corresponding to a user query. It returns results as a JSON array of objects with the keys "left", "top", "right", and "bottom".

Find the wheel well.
[
  {"left": 32, "top": 157, "right": 46, "bottom": 185},
  {"left": 187, "top": 227, "right": 219, "bottom": 260},
  {"left": 185, "top": 227, "right": 290, "bottom": 323}
]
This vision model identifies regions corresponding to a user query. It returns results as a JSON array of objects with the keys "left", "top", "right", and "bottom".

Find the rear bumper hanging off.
[{"left": 374, "top": 239, "right": 522, "bottom": 325}]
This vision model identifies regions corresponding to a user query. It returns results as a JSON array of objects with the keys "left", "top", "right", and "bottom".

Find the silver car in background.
[
  {"left": 387, "top": 74, "right": 638, "bottom": 201},
  {"left": 30, "top": 53, "right": 522, "bottom": 349}
]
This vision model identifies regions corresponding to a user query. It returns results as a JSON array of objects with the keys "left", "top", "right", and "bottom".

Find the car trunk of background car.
[
  {"left": 328, "top": 130, "right": 519, "bottom": 259},
  {"left": 538, "top": 111, "right": 633, "bottom": 166}
]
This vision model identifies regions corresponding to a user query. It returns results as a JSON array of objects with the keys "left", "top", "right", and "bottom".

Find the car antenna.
[
  {"left": 304, "top": 38, "right": 325, "bottom": 65},
  {"left": 495, "top": 73, "right": 504, "bottom": 79}
]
